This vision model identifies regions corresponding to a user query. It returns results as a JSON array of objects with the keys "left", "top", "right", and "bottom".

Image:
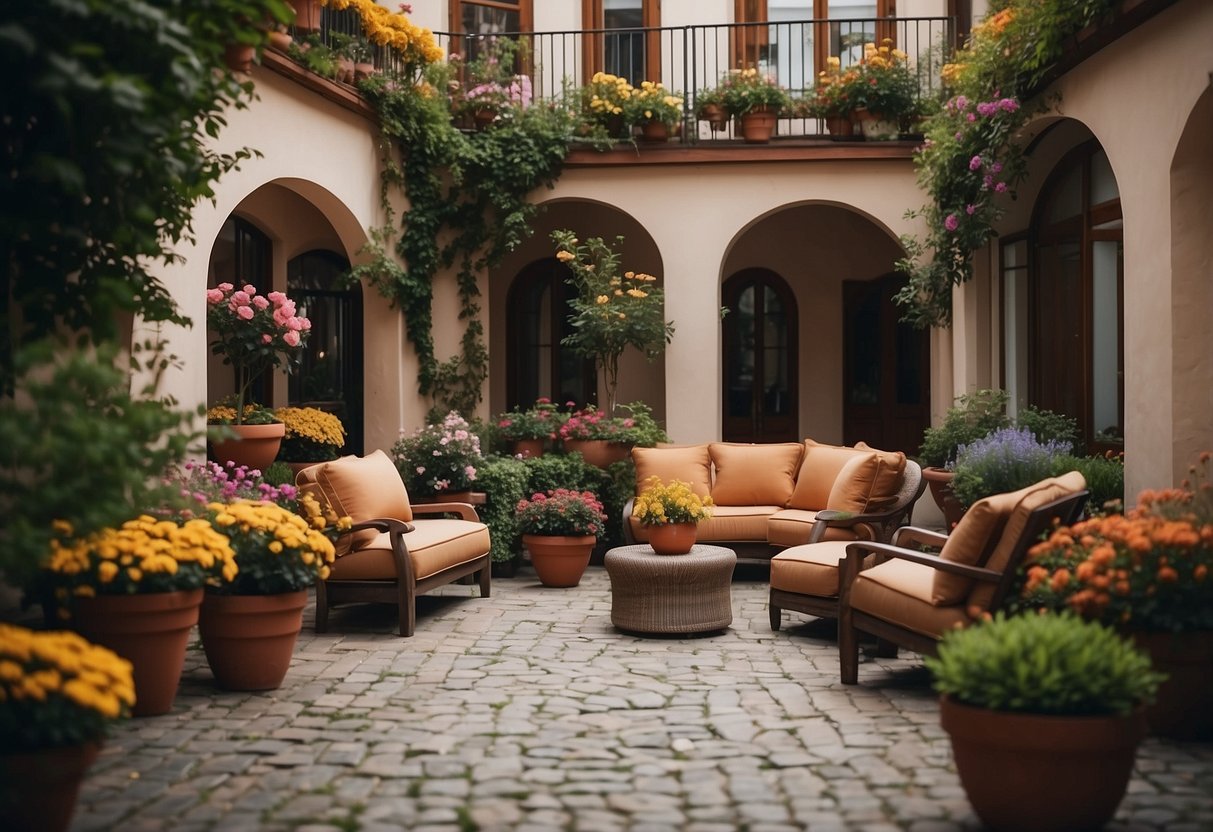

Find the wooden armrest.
[
  {"left": 844, "top": 541, "right": 1001, "bottom": 582},
  {"left": 411, "top": 502, "right": 480, "bottom": 521},
  {"left": 891, "top": 525, "right": 949, "bottom": 549},
  {"left": 349, "top": 518, "right": 415, "bottom": 535}
]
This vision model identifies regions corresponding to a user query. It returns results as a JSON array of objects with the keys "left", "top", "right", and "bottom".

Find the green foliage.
[
  {"left": 1050, "top": 453, "right": 1124, "bottom": 512},
  {"left": 716, "top": 68, "right": 792, "bottom": 117},
  {"left": 475, "top": 456, "right": 529, "bottom": 563},
  {"left": 357, "top": 66, "right": 576, "bottom": 415},
  {"left": 494, "top": 399, "right": 565, "bottom": 442},
  {"left": 0, "top": 0, "right": 293, "bottom": 390},
  {"left": 261, "top": 461, "right": 297, "bottom": 488},
  {"left": 0, "top": 340, "right": 202, "bottom": 591},
  {"left": 1016, "top": 404, "right": 1079, "bottom": 449},
  {"left": 289, "top": 33, "right": 341, "bottom": 79},
  {"left": 919, "top": 389, "right": 1011, "bottom": 468},
  {"left": 926, "top": 612, "right": 1164, "bottom": 716}
]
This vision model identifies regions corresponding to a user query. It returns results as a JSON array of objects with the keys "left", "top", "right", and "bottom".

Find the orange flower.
[
  {"left": 1158, "top": 566, "right": 1179, "bottom": 582},
  {"left": 1050, "top": 568, "right": 1072, "bottom": 593}
]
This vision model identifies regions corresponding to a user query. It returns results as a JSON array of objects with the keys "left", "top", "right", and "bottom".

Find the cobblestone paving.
[{"left": 72, "top": 566, "right": 1213, "bottom": 831}]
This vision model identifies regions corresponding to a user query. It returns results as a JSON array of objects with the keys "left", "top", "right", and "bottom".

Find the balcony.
[{"left": 288, "top": 10, "right": 955, "bottom": 148}]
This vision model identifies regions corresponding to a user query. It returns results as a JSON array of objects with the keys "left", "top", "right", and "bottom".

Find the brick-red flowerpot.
[
  {"left": 199, "top": 590, "right": 307, "bottom": 691},
  {"left": 647, "top": 522, "right": 697, "bottom": 555},
  {"left": 523, "top": 535, "right": 595, "bottom": 587},
  {"left": 0, "top": 741, "right": 100, "bottom": 832}
]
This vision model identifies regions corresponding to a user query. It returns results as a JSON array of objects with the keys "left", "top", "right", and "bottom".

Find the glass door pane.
[{"left": 1090, "top": 240, "right": 1123, "bottom": 446}]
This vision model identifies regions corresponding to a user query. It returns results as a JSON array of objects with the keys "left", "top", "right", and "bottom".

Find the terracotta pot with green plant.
[
  {"left": 495, "top": 398, "right": 565, "bottom": 458},
  {"left": 1021, "top": 451, "right": 1213, "bottom": 741},
  {"left": 927, "top": 612, "right": 1163, "bottom": 832},
  {"left": 811, "top": 56, "right": 861, "bottom": 139},
  {"left": 849, "top": 39, "right": 918, "bottom": 140},
  {"left": 625, "top": 80, "right": 684, "bottom": 143},
  {"left": 716, "top": 67, "right": 792, "bottom": 144},
  {"left": 558, "top": 402, "right": 668, "bottom": 469},
  {"left": 517, "top": 488, "right": 609, "bottom": 587},
  {"left": 0, "top": 624, "right": 135, "bottom": 832},
  {"left": 631, "top": 476, "right": 714, "bottom": 555}
]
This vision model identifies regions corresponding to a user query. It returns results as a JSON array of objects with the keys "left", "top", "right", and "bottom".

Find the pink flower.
[
  {"left": 242, "top": 284, "right": 257, "bottom": 296},
  {"left": 416, "top": 466, "right": 426, "bottom": 474},
  {"left": 969, "top": 156, "right": 982, "bottom": 171},
  {"left": 206, "top": 288, "right": 224, "bottom": 304},
  {"left": 967, "top": 113, "right": 976, "bottom": 122},
  {"left": 464, "top": 466, "right": 477, "bottom": 480},
  {"left": 286, "top": 316, "right": 304, "bottom": 332},
  {"left": 299, "top": 317, "right": 311, "bottom": 331},
  {"left": 261, "top": 334, "right": 272, "bottom": 343},
  {"left": 252, "top": 295, "right": 269, "bottom": 310},
  {"left": 995, "top": 182, "right": 1008, "bottom": 193},
  {"left": 236, "top": 305, "right": 255, "bottom": 320},
  {"left": 267, "top": 291, "right": 286, "bottom": 304},
  {"left": 283, "top": 330, "right": 301, "bottom": 347},
  {"left": 231, "top": 290, "right": 250, "bottom": 305},
  {"left": 944, "top": 214, "right": 959, "bottom": 232},
  {"left": 966, "top": 204, "right": 977, "bottom": 215},
  {"left": 217, "top": 282, "right": 234, "bottom": 292}
]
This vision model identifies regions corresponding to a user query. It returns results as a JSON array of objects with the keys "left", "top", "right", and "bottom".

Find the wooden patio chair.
[{"left": 836, "top": 471, "right": 1089, "bottom": 684}]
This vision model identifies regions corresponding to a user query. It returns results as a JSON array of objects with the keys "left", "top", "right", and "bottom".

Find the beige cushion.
[
  {"left": 632, "top": 444, "right": 712, "bottom": 498},
  {"left": 853, "top": 442, "right": 908, "bottom": 510},
  {"left": 631, "top": 504, "right": 777, "bottom": 543},
  {"left": 824, "top": 452, "right": 884, "bottom": 513},
  {"left": 315, "top": 451, "right": 413, "bottom": 553},
  {"left": 770, "top": 542, "right": 852, "bottom": 597},
  {"left": 767, "top": 509, "right": 863, "bottom": 546},
  {"left": 851, "top": 559, "right": 970, "bottom": 638},
  {"left": 709, "top": 442, "right": 803, "bottom": 506},
  {"left": 327, "top": 518, "right": 490, "bottom": 581},
  {"left": 787, "top": 441, "right": 870, "bottom": 510}
]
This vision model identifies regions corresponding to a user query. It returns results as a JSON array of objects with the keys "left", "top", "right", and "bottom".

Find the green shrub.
[
  {"left": 476, "top": 456, "right": 529, "bottom": 563},
  {"left": 261, "top": 462, "right": 296, "bottom": 488},
  {"left": 1051, "top": 453, "right": 1124, "bottom": 513},
  {"left": 950, "top": 427, "right": 1073, "bottom": 507},
  {"left": 926, "top": 612, "right": 1164, "bottom": 717},
  {"left": 919, "top": 389, "right": 1011, "bottom": 468},
  {"left": 1016, "top": 405, "right": 1079, "bottom": 448}
]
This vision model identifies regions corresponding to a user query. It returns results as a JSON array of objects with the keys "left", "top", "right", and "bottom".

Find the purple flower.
[
  {"left": 991, "top": 161, "right": 1003, "bottom": 174},
  {"left": 976, "top": 102, "right": 997, "bottom": 117},
  {"left": 969, "top": 155, "right": 983, "bottom": 171},
  {"left": 944, "top": 214, "right": 959, "bottom": 232},
  {"left": 999, "top": 98, "right": 1019, "bottom": 112},
  {"left": 955, "top": 95, "right": 968, "bottom": 110},
  {"left": 966, "top": 204, "right": 977, "bottom": 215},
  {"left": 967, "top": 113, "right": 977, "bottom": 122},
  {"left": 995, "top": 181, "right": 1008, "bottom": 193}
]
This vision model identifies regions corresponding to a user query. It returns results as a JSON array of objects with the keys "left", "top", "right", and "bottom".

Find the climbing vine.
[{"left": 354, "top": 55, "right": 577, "bottom": 417}]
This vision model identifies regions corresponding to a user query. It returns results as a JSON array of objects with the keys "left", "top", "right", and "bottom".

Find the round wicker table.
[{"left": 603, "top": 544, "right": 737, "bottom": 634}]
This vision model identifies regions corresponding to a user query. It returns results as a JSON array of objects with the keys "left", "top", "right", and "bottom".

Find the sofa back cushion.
[
  {"left": 824, "top": 452, "right": 885, "bottom": 513},
  {"left": 853, "top": 442, "right": 908, "bottom": 510},
  {"left": 708, "top": 442, "right": 803, "bottom": 506},
  {"left": 314, "top": 450, "right": 413, "bottom": 553},
  {"left": 787, "top": 441, "right": 868, "bottom": 510},
  {"left": 632, "top": 444, "right": 712, "bottom": 498}
]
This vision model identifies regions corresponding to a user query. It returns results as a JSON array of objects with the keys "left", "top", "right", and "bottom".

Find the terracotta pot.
[
  {"left": 740, "top": 107, "right": 777, "bottom": 143},
  {"left": 921, "top": 467, "right": 966, "bottom": 530},
  {"left": 290, "top": 0, "right": 323, "bottom": 32},
  {"left": 224, "top": 42, "right": 255, "bottom": 73},
  {"left": 563, "top": 439, "right": 632, "bottom": 468},
  {"left": 940, "top": 695, "right": 1145, "bottom": 832},
  {"left": 855, "top": 108, "right": 899, "bottom": 140},
  {"left": 647, "top": 522, "right": 697, "bottom": 555},
  {"left": 825, "top": 114, "right": 855, "bottom": 139},
  {"left": 71, "top": 589, "right": 203, "bottom": 716},
  {"left": 210, "top": 422, "right": 286, "bottom": 473},
  {"left": 0, "top": 742, "right": 101, "bottom": 832},
  {"left": 267, "top": 30, "right": 293, "bottom": 52},
  {"left": 1132, "top": 630, "right": 1213, "bottom": 740},
  {"left": 512, "top": 439, "right": 545, "bottom": 459},
  {"left": 523, "top": 534, "right": 596, "bottom": 587},
  {"left": 336, "top": 56, "right": 355, "bottom": 85},
  {"left": 354, "top": 61, "right": 376, "bottom": 82},
  {"left": 700, "top": 103, "right": 728, "bottom": 132},
  {"left": 199, "top": 591, "right": 307, "bottom": 691},
  {"left": 473, "top": 108, "right": 497, "bottom": 129},
  {"left": 639, "top": 121, "right": 670, "bottom": 142}
]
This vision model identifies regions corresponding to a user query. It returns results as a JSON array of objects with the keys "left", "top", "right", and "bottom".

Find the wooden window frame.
[
  {"left": 733, "top": 0, "right": 895, "bottom": 72},
  {"left": 449, "top": 0, "right": 533, "bottom": 67},
  {"left": 582, "top": 0, "right": 661, "bottom": 83}
]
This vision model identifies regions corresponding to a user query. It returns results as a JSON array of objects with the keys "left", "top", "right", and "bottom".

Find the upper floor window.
[
  {"left": 582, "top": 0, "right": 661, "bottom": 85},
  {"left": 450, "top": 0, "right": 533, "bottom": 64}
]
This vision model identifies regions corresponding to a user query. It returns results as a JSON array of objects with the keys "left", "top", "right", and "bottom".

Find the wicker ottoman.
[{"left": 603, "top": 544, "right": 737, "bottom": 634}]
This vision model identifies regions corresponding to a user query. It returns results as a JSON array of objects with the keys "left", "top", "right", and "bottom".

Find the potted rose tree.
[
  {"left": 516, "top": 488, "right": 608, "bottom": 587},
  {"left": 205, "top": 282, "right": 311, "bottom": 470}
]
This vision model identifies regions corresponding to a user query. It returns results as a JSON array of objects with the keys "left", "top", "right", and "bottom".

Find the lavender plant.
[{"left": 950, "top": 427, "right": 1073, "bottom": 508}]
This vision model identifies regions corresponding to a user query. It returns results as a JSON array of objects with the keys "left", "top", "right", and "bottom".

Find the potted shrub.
[
  {"left": 495, "top": 397, "right": 565, "bottom": 458},
  {"left": 625, "top": 80, "right": 684, "bottom": 142},
  {"left": 0, "top": 623, "right": 135, "bottom": 832},
  {"left": 850, "top": 39, "right": 918, "bottom": 139},
  {"left": 926, "top": 612, "right": 1163, "bottom": 832},
  {"left": 811, "top": 56, "right": 862, "bottom": 138},
  {"left": 717, "top": 67, "right": 791, "bottom": 143},
  {"left": 516, "top": 488, "right": 608, "bottom": 587},
  {"left": 274, "top": 405, "right": 346, "bottom": 472},
  {"left": 558, "top": 402, "right": 668, "bottom": 468},
  {"left": 632, "top": 476, "right": 714, "bottom": 555},
  {"left": 949, "top": 426, "right": 1073, "bottom": 508},
  {"left": 391, "top": 411, "right": 484, "bottom": 499},
  {"left": 578, "top": 71, "right": 634, "bottom": 139},
  {"left": 694, "top": 86, "right": 728, "bottom": 133},
  {"left": 918, "top": 389, "right": 1012, "bottom": 526},
  {"left": 1021, "top": 451, "right": 1213, "bottom": 740}
]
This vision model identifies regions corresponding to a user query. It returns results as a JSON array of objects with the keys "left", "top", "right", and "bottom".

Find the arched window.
[
  {"left": 722, "top": 268, "right": 798, "bottom": 442},
  {"left": 507, "top": 259, "right": 596, "bottom": 410},
  {"left": 288, "top": 250, "right": 363, "bottom": 455},
  {"left": 1006, "top": 141, "right": 1123, "bottom": 451}
]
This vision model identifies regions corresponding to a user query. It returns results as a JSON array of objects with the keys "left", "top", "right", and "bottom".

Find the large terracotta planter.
[
  {"left": 511, "top": 438, "right": 545, "bottom": 459},
  {"left": 699, "top": 103, "right": 728, "bottom": 132},
  {"left": 0, "top": 742, "right": 101, "bottom": 832},
  {"left": 647, "top": 522, "right": 697, "bottom": 555},
  {"left": 1132, "top": 630, "right": 1213, "bottom": 741},
  {"left": 564, "top": 439, "right": 632, "bottom": 468},
  {"left": 523, "top": 534, "right": 596, "bottom": 587},
  {"left": 940, "top": 695, "right": 1146, "bottom": 832},
  {"left": 740, "top": 107, "right": 777, "bottom": 143},
  {"left": 71, "top": 589, "right": 203, "bottom": 716},
  {"left": 825, "top": 114, "right": 855, "bottom": 139},
  {"left": 639, "top": 121, "right": 671, "bottom": 142},
  {"left": 290, "top": 0, "right": 323, "bottom": 31},
  {"left": 199, "top": 590, "right": 307, "bottom": 691},
  {"left": 922, "top": 466, "right": 966, "bottom": 529},
  {"left": 855, "top": 108, "right": 899, "bottom": 140},
  {"left": 210, "top": 422, "right": 286, "bottom": 472}
]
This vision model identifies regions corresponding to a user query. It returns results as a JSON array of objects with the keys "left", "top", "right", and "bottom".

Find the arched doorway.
[
  {"left": 207, "top": 216, "right": 273, "bottom": 407},
  {"left": 842, "top": 273, "right": 929, "bottom": 454},
  {"left": 506, "top": 258, "right": 596, "bottom": 409},
  {"left": 722, "top": 268, "right": 798, "bottom": 443},
  {"left": 287, "top": 249, "right": 363, "bottom": 455}
]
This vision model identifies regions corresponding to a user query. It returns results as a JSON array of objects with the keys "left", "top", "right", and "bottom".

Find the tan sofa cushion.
[
  {"left": 824, "top": 452, "right": 885, "bottom": 513},
  {"left": 314, "top": 451, "right": 413, "bottom": 553},
  {"left": 787, "top": 441, "right": 871, "bottom": 510},
  {"left": 709, "top": 442, "right": 803, "bottom": 506},
  {"left": 767, "top": 509, "right": 863, "bottom": 546},
  {"left": 327, "top": 519, "right": 490, "bottom": 581},
  {"left": 632, "top": 444, "right": 712, "bottom": 498},
  {"left": 851, "top": 559, "right": 970, "bottom": 638},
  {"left": 853, "top": 442, "right": 908, "bottom": 510},
  {"left": 770, "top": 541, "right": 853, "bottom": 597},
  {"left": 630, "top": 504, "right": 777, "bottom": 543}
]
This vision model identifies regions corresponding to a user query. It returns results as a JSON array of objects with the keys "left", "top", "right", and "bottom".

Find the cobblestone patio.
[{"left": 72, "top": 565, "right": 1213, "bottom": 831}]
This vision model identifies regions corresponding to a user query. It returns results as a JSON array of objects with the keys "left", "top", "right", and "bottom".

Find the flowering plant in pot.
[
  {"left": 718, "top": 67, "right": 791, "bottom": 117},
  {"left": 624, "top": 80, "right": 684, "bottom": 137},
  {"left": 391, "top": 411, "right": 484, "bottom": 497},
  {"left": 0, "top": 623, "right": 136, "bottom": 832},
  {"left": 578, "top": 71, "right": 634, "bottom": 137},
  {"left": 849, "top": 39, "right": 918, "bottom": 138},
  {"left": 949, "top": 427, "right": 1073, "bottom": 508},
  {"left": 516, "top": 488, "right": 608, "bottom": 587},
  {"left": 274, "top": 405, "right": 346, "bottom": 463},
  {"left": 632, "top": 476, "right": 714, "bottom": 554},
  {"left": 926, "top": 611, "right": 1162, "bottom": 832},
  {"left": 811, "top": 56, "right": 862, "bottom": 134},
  {"left": 558, "top": 402, "right": 668, "bottom": 467},
  {"left": 495, "top": 397, "right": 565, "bottom": 455}
]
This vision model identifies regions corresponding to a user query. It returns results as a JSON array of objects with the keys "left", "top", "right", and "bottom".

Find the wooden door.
[{"left": 722, "top": 269, "right": 798, "bottom": 443}]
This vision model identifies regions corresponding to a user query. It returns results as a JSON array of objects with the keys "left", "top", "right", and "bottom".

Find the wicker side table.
[{"left": 603, "top": 544, "right": 737, "bottom": 634}]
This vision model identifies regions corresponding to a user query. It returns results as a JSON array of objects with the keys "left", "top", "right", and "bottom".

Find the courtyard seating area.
[{"left": 63, "top": 567, "right": 1213, "bottom": 831}]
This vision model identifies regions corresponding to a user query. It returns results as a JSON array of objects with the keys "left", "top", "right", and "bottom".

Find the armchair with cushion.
[
  {"left": 297, "top": 450, "right": 491, "bottom": 636},
  {"left": 835, "top": 471, "right": 1088, "bottom": 684}
]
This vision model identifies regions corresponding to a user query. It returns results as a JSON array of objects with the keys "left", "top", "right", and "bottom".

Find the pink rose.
[
  {"left": 206, "top": 288, "right": 223, "bottom": 304},
  {"left": 944, "top": 214, "right": 959, "bottom": 232},
  {"left": 283, "top": 330, "right": 301, "bottom": 347},
  {"left": 262, "top": 334, "right": 272, "bottom": 343},
  {"left": 242, "top": 284, "right": 257, "bottom": 295},
  {"left": 252, "top": 295, "right": 269, "bottom": 310},
  {"left": 268, "top": 291, "right": 286, "bottom": 304},
  {"left": 299, "top": 317, "right": 311, "bottom": 331},
  {"left": 236, "top": 305, "right": 255, "bottom": 320},
  {"left": 217, "top": 282, "right": 234, "bottom": 292},
  {"left": 286, "top": 316, "right": 304, "bottom": 332},
  {"left": 231, "top": 290, "right": 250, "bottom": 305}
]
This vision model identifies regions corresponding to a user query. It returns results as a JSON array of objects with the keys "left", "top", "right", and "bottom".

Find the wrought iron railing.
[{"left": 291, "top": 12, "right": 955, "bottom": 143}]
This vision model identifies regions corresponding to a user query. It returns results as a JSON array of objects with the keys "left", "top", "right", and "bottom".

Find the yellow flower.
[
  {"left": 596, "top": 295, "right": 609, "bottom": 304},
  {"left": 556, "top": 250, "right": 575, "bottom": 262}
]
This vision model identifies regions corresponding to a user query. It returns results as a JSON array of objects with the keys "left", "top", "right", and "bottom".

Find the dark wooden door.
[
  {"left": 842, "top": 274, "right": 929, "bottom": 455},
  {"left": 722, "top": 269, "right": 798, "bottom": 443}
]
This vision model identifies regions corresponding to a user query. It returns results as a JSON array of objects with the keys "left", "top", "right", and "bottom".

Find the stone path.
[{"left": 72, "top": 566, "right": 1213, "bottom": 831}]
